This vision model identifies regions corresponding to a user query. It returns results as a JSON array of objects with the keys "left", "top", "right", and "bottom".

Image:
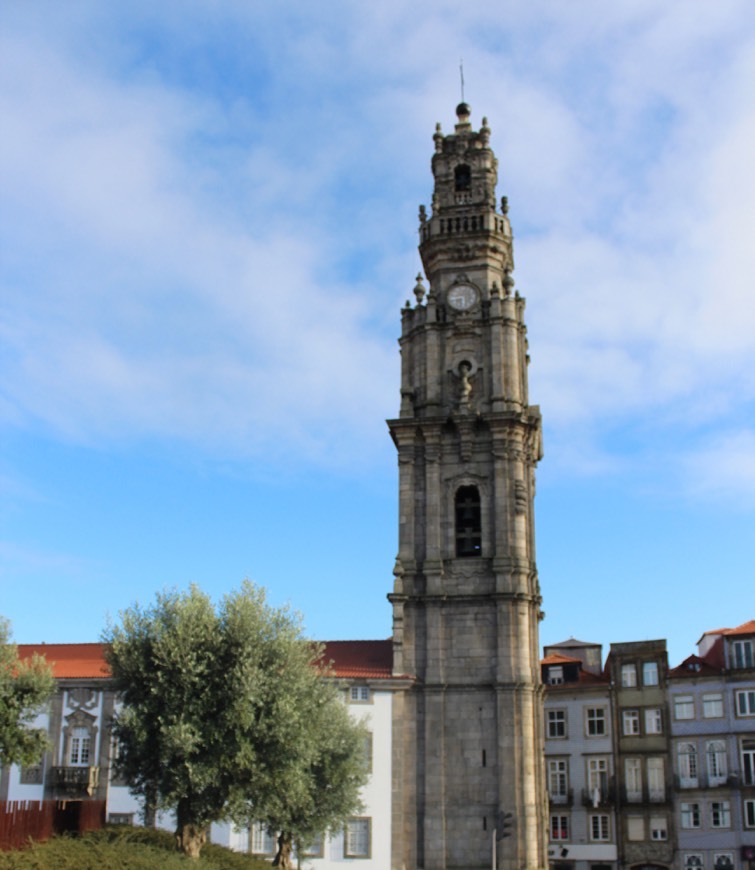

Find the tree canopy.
[
  {"left": 0, "top": 617, "right": 55, "bottom": 767},
  {"left": 104, "top": 582, "right": 367, "bottom": 862}
]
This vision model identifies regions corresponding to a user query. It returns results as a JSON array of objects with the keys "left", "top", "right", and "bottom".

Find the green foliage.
[
  {"left": 0, "top": 825, "right": 270, "bottom": 869},
  {"left": 0, "top": 617, "right": 55, "bottom": 767},
  {"left": 103, "top": 582, "right": 366, "bottom": 860}
]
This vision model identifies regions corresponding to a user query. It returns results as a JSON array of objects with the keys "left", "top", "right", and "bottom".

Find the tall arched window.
[
  {"left": 455, "top": 486, "right": 481, "bottom": 557},
  {"left": 678, "top": 742, "right": 698, "bottom": 787}
]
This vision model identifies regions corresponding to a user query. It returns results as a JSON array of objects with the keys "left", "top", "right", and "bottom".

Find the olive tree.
[
  {"left": 0, "top": 617, "right": 54, "bottom": 766},
  {"left": 104, "top": 582, "right": 367, "bottom": 860}
]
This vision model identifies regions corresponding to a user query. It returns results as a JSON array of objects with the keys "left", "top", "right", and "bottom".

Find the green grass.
[{"left": 0, "top": 825, "right": 271, "bottom": 869}]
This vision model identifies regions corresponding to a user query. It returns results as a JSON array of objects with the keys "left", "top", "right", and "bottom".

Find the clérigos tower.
[{"left": 388, "top": 103, "right": 547, "bottom": 869}]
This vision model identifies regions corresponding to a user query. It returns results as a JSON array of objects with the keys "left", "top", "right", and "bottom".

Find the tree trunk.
[
  {"left": 273, "top": 830, "right": 294, "bottom": 869},
  {"left": 175, "top": 822, "right": 207, "bottom": 858}
]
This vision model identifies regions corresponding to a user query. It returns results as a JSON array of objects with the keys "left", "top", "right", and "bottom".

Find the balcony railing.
[
  {"left": 548, "top": 788, "right": 573, "bottom": 807},
  {"left": 51, "top": 766, "right": 99, "bottom": 796},
  {"left": 582, "top": 778, "right": 616, "bottom": 808}
]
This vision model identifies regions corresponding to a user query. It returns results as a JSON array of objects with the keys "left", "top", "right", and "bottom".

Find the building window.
[
  {"left": 684, "top": 855, "right": 704, "bottom": 870},
  {"left": 623, "top": 710, "right": 640, "bottom": 736},
  {"left": 548, "top": 666, "right": 564, "bottom": 685},
  {"left": 251, "top": 823, "right": 276, "bottom": 856},
  {"left": 345, "top": 818, "right": 371, "bottom": 858},
  {"left": 299, "top": 833, "right": 324, "bottom": 858},
  {"left": 454, "top": 164, "right": 471, "bottom": 192},
  {"left": 713, "top": 854, "right": 734, "bottom": 870},
  {"left": 548, "top": 759, "right": 569, "bottom": 800},
  {"left": 647, "top": 757, "right": 665, "bottom": 801},
  {"left": 706, "top": 740, "right": 728, "bottom": 785},
  {"left": 586, "top": 707, "right": 606, "bottom": 736},
  {"left": 19, "top": 764, "right": 44, "bottom": 784},
  {"left": 621, "top": 664, "right": 637, "bottom": 687},
  {"left": 674, "top": 695, "right": 695, "bottom": 719},
  {"left": 550, "top": 814, "right": 569, "bottom": 841},
  {"left": 742, "top": 738, "right": 755, "bottom": 786},
  {"left": 455, "top": 486, "right": 481, "bottom": 557},
  {"left": 625, "top": 758, "right": 642, "bottom": 802},
  {"left": 587, "top": 757, "right": 610, "bottom": 806},
  {"left": 589, "top": 814, "right": 610, "bottom": 841},
  {"left": 548, "top": 710, "right": 567, "bottom": 739},
  {"left": 643, "top": 661, "right": 659, "bottom": 685},
  {"left": 703, "top": 693, "right": 724, "bottom": 718},
  {"left": 650, "top": 815, "right": 667, "bottom": 840},
  {"left": 746, "top": 798, "right": 755, "bottom": 828},
  {"left": 678, "top": 742, "right": 699, "bottom": 787},
  {"left": 69, "top": 727, "right": 91, "bottom": 766},
  {"left": 349, "top": 685, "right": 371, "bottom": 703},
  {"left": 735, "top": 689, "right": 755, "bottom": 716},
  {"left": 711, "top": 801, "right": 731, "bottom": 828},
  {"left": 732, "top": 639, "right": 753, "bottom": 669},
  {"left": 681, "top": 802, "right": 701, "bottom": 829},
  {"left": 645, "top": 707, "right": 663, "bottom": 734},
  {"left": 627, "top": 816, "right": 644, "bottom": 841},
  {"left": 107, "top": 813, "right": 134, "bottom": 825}
]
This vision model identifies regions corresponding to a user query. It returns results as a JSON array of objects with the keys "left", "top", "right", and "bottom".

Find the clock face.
[{"left": 447, "top": 284, "right": 478, "bottom": 311}]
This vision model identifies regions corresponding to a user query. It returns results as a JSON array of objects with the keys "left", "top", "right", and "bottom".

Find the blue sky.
[{"left": 1, "top": 1, "right": 753, "bottom": 667}]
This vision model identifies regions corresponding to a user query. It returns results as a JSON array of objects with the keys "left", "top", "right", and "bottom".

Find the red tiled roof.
[
  {"left": 320, "top": 640, "right": 394, "bottom": 679},
  {"left": 668, "top": 654, "right": 721, "bottom": 678},
  {"left": 17, "top": 643, "right": 110, "bottom": 679},
  {"left": 724, "top": 620, "right": 755, "bottom": 637},
  {"left": 16, "top": 639, "right": 396, "bottom": 682}
]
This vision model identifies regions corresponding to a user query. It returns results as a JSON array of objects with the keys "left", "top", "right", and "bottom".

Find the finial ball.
[{"left": 456, "top": 102, "right": 471, "bottom": 120}]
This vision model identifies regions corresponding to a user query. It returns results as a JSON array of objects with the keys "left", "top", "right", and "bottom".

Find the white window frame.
[
  {"left": 674, "top": 695, "right": 695, "bottom": 720},
  {"left": 702, "top": 693, "right": 724, "bottom": 718},
  {"left": 344, "top": 817, "right": 371, "bottom": 858},
  {"left": 650, "top": 815, "right": 667, "bottom": 841},
  {"left": 548, "top": 758, "right": 569, "bottom": 800},
  {"left": 684, "top": 854, "right": 704, "bottom": 870},
  {"left": 678, "top": 742, "right": 699, "bottom": 788},
  {"left": 625, "top": 758, "right": 642, "bottom": 802},
  {"left": 741, "top": 738, "right": 755, "bottom": 786},
  {"left": 623, "top": 710, "right": 640, "bottom": 736},
  {"left": 550, "top": 813, "right": 569, "bottom": 841},
  {"left": 713, "top": 854, "right": 734, "bottom": 870},
  {"left": 647, "top": 756, "right": 665, "bottom": 801},
  {"left": 732, "top": 639, "right": 753, "bottom": 669},
  {"left": 645, "top": 707, "right": 662, "bottom": 734},
  {"left": 680, "top": 802, "right": 701, "bottom": 829},
  {"left": 548, "top": 709, "right": 567, "bottom": 739},
  {"left": 251, "top": 823, "right": 276, "bottom": 856},
  {"left": 621, "top": 664, "right": 637, "bottom": 687},
  {"left": 711, "top": 800, "right": 731, "bottom": 828},
  {"left": 586, "top": 707, "right": 606, "bottom": 737},
  {"left": 349, "top": 685, "right": 371, "bottom": 704},
  {"left": 69, "top": 727, "right": 92, "bottom": 767},
  {"left": 643, "top": 661, "right": 659, "bottom": 686},
  {"left": 589, "top": 814, "right": 610, "bottom": 841},
  {"left": 735, "top": 689, "right": 755, "bottom": 717},
  {"left": 587, "top": 757, "right": 610, "bottom": 796},
  {"left": 706, "top": 739, "right": 727, "bottom": 786},
  {"left": 548, "top": 665, "right": 564, "bottom": 685}
]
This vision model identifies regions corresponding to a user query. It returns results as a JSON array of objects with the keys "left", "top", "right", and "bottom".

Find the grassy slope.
[{"left": 0, "top": 826, "right": 271, "bottom": 869}]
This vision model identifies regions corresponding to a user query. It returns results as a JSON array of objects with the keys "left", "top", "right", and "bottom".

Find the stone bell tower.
[{"left": 388, "top": 104, "right": 547, "bottom": 870}]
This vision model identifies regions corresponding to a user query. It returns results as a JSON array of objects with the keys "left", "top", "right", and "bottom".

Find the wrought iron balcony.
[{"left": 52, "top": 766, "right": 99, "bottom": 796}]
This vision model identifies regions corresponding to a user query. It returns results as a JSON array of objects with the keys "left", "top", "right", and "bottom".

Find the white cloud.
[{"left": 1, "top": 0, "right": 753, "bottom": 487}]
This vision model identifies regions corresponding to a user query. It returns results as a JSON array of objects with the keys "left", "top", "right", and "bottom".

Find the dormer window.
[
  {"left": 454, "top": 164, "right": 471, "bottom": 192},
  {"left": 732, "top": 639, "right": 754, "bottom": 669},
  {"left": 548, "top": 666, "right": 564, "bottom": 685},
  {"left": 455, "top": 486, "right": 481, "bottom": 557}
]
